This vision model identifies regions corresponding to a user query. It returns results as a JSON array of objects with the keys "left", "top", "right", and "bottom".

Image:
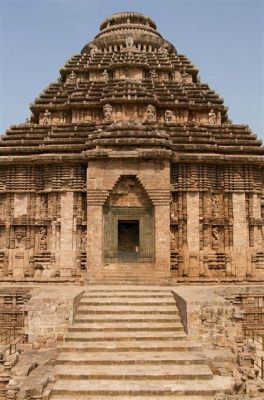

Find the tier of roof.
[{"left": 1, "top": 11, "right": 262, "bottom": 163}]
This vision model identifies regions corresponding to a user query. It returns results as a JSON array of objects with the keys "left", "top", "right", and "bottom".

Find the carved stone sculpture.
[
  {"left": 144, "top": 104, "right": 157, "bottom": 123},
  {"left": 90, "top": 44, "right": 99, "bottom": 56},
  {"left": 150, "top": 70, "right": 158, "bottom": 82},
  {"left": 125, "top": 36, "right": 134, "bottom": 49},
  {"left": 165, "top": 110, "right": 174, "bottom": 123},
  {"left": 208, "top": 109, "right": 217, "bottom": 125},
  {"left": 102, "top": 69, "right": 109, "bottom": 82},
  {"left": 39, "top": 226, "right": 47, "bottom": 251},
  {"left": 67, "top": 71, "right": 77, "bottom": 84},
  {"left": 103, "top": 103, "right": 113, "bottom": 122},
  {"left": 212, "top": 226, "right": 220, "bottom": 248},
  {"left": 43, "top": 109, "right": 51, "bottom": 125}
]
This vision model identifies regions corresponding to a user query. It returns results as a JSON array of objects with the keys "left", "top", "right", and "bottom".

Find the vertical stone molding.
[
  {"left": 60, "top": 192, "right": 74, "bottom": 276},
  {"left": 87, "top": 206, "right": 103, "bottom": 268},
  {"left": 186, "top": 192, "right": 200, "bottom": 277},
  {"left": 232, "top": 193, "right": 249, "bottom": 277},
  {"left": 155, "top": 204, "right": 170, "bottom": 272}
]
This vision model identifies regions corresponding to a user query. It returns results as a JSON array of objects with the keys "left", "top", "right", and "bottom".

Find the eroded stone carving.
[
  {"left": 150, "top": 69, "right": 158, "bottom": 82},
  {"left": 144, "top": 104, "right": 157, "bottom": 123},
  {"left": 165, "top": 110, "right": 174, "bottom": 123},
  {"left": 39, "top": 226, "right": 47, "bottom": 251},
  {"left": 43, "top": 109, "right": 51, "bottom": 125},
  {"left": 67, "top": 71, "right": 77, "bottom": 84},
  {"left": 102, "top": 69, "right": 109, "bottom": 82},
  {"left": 90, "top": 44, "right": 99, "bottom": 56},
  {"left": 212, "top": 226, "right": 220, "bottom": 248},
  {"left": 208, "top": 109, "right": 217, "bottom": 125},
  {"left": 125, "top": 36, "right": 134, "bottom": 49},
  {"left": 103, "top": 103, "right": 113, "bottom": 122}
]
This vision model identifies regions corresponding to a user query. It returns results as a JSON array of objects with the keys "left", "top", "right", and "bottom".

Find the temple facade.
[{"left": 0, "top": 11, "right": 263, "bottom": 282}]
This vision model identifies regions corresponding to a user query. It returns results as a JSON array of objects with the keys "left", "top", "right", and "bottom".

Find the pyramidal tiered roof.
[{"left": 1, "top": 11, "right": 263, "bottom": 163}]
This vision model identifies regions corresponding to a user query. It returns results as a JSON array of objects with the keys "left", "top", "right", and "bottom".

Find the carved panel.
[
  {"left": 171, "top": 164, "right": 262, "bottom": 193},
  {"left": 0, "top": 165, "right": 86, "bottom": 192},
  {"left": 170, "top": 192, "right": 187, "bottom": 274}
]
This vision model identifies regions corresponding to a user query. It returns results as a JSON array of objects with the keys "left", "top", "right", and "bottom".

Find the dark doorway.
[{"left": 118, "top": 220, "right": 139, "bottom": 262}]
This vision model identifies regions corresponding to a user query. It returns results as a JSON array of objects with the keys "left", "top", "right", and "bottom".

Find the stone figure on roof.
[
  {"left": 172, "top": 71, "right": 181, "bottom": 82},
  {"left": 43, "top": 109, "right": 51, "bottom": 125},
  {"left": 158, "top": 41, "right": 169, "bottom": 54},
  {"left": 208, "top": 109, "right": 217, "bottom": 125},
  {"left": 165, "top": 110, "right": 174, "bottom": 123},
  {"left": 150, "top": 70, "right": 158, "bottom": 82},
  {"left": 90, "top": 44, "right": 99, "bottom": 57},
  {"left": 126, "top": 36, "right": 134, "bottom": 49},
  {"left": 67, "top": 71, "right": 77, "bottom": 84},
  {"left": 102, "top": 69, "right": 109, "bottom": 82},
  {"left": 103, "top": 103, "right": 113, "bottom": 122},
  {"left": 144, "top": 104, "right": 157, "bottom": 123}
]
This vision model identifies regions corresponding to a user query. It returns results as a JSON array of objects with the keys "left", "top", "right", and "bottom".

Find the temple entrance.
[
  {"left": 103, "top": 176, "right": 154, "bottom": 264},
  {"left": 118, "top": 220, "right": 139, "bottom": 262}
]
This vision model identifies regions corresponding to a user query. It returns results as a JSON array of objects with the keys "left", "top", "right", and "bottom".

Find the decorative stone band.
[
  {"left": 87, "top": 189, "right": 109, "bottom": 206},
  {"left": 87, "top": 188, "right": 170, "bottom": 206},
  {"left": 146, "top": 189, "right": 171, "bottom": 206}
]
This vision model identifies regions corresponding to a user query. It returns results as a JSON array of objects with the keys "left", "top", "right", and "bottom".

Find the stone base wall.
[
  {"left": 25, "top": 287, "right": 83, "bottom": 347},
  {"left": 173, "top": 285, "right": 264, "bottom": 399}
]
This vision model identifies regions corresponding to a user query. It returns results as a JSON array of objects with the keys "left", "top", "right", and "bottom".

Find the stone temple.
[
  {"left": 0, "top": 11, "right": 264, "bottom": 400},
  {"left": 0, "top": 11, "right": 264, "bottom": 284}
]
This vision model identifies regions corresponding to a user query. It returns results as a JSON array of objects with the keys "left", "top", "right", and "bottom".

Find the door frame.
[{"left": 103, "top": 206, "right": 154, "bottom": 264}]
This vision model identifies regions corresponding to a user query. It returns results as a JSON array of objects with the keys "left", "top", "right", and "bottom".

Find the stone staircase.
[
  {"left": 50, "top": 287, "right": 233, "bottom": 399},
  {"left": 86, "top": 265, "right": 171, "bottom": 285}
]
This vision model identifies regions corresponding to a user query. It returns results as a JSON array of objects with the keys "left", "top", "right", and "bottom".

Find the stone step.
[
  {"left": 79, "top": 299, "right": 176, "bottom": 305},
  {"left": 82, "top": 293, "right": 173, "bottom": 298},
  {"left": 54, "top": 364, "right": 213, "bottom": 380},
  {"left": 87, "top": 269, "right": 167, "bottom": 280},
  {"left": 87, "top": 277, "right": 169, "bottom": 282},
  {"left": 87, "top": 274, "right": 167, "bottom": 278},
  {"left": 83, "top": 288, "right": 171, "bottom": 292},
  {"left": 56, "top": 351, "right": 207, "bottom": 366},
  {"left": 65, "top": 331, "right": 187, "bottom": 342},
  {"left": 87, "top": 269, "right": 165, "bottom": 273},
  {"left": 68, "top": 322, "right": 184, "bottom": 332},
  {"left": 77, "top": 305, "right": 178, "bottom": 314},
  {"left": 58, "top": 340, "right": 201, "bottom": 352},
  {"left": 51, "top": 396, "right": 215, "bottom": 400},
  {"left": 74, "top": 313, "right": 181, "bottom": 323},
  {"left": 86, "top": 280, "right": 170, "bottom": 285},
  {"left": 51, "top": 376, "right": 233, "bottom": 396},
  {"left": 86, "top": 280, "right": 169, "bottom": 284}
]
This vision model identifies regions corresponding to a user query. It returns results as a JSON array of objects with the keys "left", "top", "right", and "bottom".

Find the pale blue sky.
[{"left": 0, "top": 0, "right": 263, "bottom": 139}]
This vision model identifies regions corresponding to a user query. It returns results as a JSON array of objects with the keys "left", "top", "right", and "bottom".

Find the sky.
[{"left": 0, "top": 0, "right": 263, "bottom": 139}]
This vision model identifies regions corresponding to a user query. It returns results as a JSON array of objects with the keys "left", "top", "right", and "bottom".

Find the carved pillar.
[
  {"left": 59, "top": 192, "right": 74, "bottom": 276},
  {"left": 154, "top": 204, "right": 170, "bottom": 272},
  {"left": 87, "top": 206, "right": 103, "bottom": 268},
  {"left": 186, "top": 192, "right": 200, "bottom": 277},
  {"left": 251, "top": 193, "right": 262, "bottom": 277},
  {"left": 252, "top": 194, "right": 262, "bottom": 247},
  {"left": 87, "top": 163, "right": 104, "bottom": 269},
  {"left": 232, "top": 193, "right": 249, "bottom": 277}
]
